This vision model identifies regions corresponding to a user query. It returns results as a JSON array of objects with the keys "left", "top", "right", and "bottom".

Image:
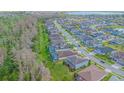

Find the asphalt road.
[{"left": 54, "top": 20, "right": 124, "bottom": 77}]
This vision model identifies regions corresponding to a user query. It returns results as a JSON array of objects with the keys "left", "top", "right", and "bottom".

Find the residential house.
[
  {"left": 51, "top": 39, "right": 68, "bottom": 49},
  {"left": 65, "top": 55, "right": 89, "bottom": 70},
  {"left": 79, "top": 35, "right": 95, "bottom": 48},
  {"left": 111, "top": 51, "right": 124, "bottom": 66},
  {"left": 49, "top": 46, "right": 58, "bottom": 61},
  {"left": 57, "top": 49, "right": 77, "bottom": 60},
  {"left": 91, "top": 32, "right": 103, "bottom": 38},
  {"left": 109, "top": 40, "right": 120, "bottom": 45},
  {"left": 49, "top": 33, "right": 63, "bottom": 40},
  {"left": 49, "top": 29, "right": 59, "bottom": 35},
  {"left": 75, "top": 65, "right": 107, "bottom": 81},
  {"left": 94, "top": 47, "right": 114, "bottom": 55}
]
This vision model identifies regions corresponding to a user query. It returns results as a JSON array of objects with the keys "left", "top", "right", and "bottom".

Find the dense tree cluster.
[{"left": 0, "top": 15, "right": 51, "bottom": 80}]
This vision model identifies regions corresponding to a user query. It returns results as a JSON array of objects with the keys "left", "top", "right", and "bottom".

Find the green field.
[
  {"left": 32, "top": 19, "right": 74, "bottom": 80},
  {"left": 121, "top": 67, "right": 124, "bottom": 71},
  {"left": 102, "top": 73, "right": 113, "bottom": 81},
  {"left": 87, "top": 47, "right": 94, "bottom": 52},
  {"left": 95, "top": 54, "right": 115, "bottom": 65},
  {"left": 105, "top": 25, "right": 124, "bottom": 29},
  {"left": 103, "top": 41, "right": 124, "bottom": 52}
]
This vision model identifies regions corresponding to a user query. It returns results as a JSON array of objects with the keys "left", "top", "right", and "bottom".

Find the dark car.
[{"left": 100, "top": 60, "right": 105, "bottom": 63}]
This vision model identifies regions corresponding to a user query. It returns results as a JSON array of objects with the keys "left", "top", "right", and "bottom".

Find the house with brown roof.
[
  {"left": 57, "top": 49, "right": 77, "bottom": 60},
  {"left": 75, "top": 65, "right": 107, "bottom": 81}
]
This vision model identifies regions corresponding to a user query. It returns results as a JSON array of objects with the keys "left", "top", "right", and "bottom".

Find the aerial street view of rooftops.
[{"left": 0, "top": 11, "right": 124, "bottom": 81}]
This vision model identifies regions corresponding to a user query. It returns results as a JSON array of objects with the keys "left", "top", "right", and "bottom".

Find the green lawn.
[
  {"left": 95, "top": 63, "right": 105, "bottom": 70},
  {"left": 32, "top": 19, "right": 74, "bottom": 80},
  {"left": 102, "top": 73, "right": 113, "bottom": 81},
  {"left": 47, "top": 61, "right": 74, "bottom": 80},
  {"left": 112, "top": 72, "right": 124, "bottom": 79},
  {"left": 95, "top": 54, "right": 115, "bottom": 65},
  {"left": 87, "top": 47, "right": 94, "bottom": 52},
  {"left": 103, "top": 41, "right": 124, "bottom": 52},
  {"left": 105, "top": 25, "right": 124, "bottom": 29},
  {"left": 102, "top": 72, "right": 124, "bottom": 81},
  {"left": 121, "top": 67, "right": 124, "bottom": 71}
]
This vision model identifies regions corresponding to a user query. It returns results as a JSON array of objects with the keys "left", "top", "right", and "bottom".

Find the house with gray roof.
[
  {"left": 65, "top": 55, "right": 89, "bottom": 70},
  {"left": 111, "top": 51, "right": 124, "bottom": 66},
  {"left": 94, "top": 47, "right": 114, "bottom": 55}
]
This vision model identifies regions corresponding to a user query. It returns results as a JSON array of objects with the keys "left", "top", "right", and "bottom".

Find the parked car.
[{"left": 100, "top": 60, "right": 105, "bottom": 63}]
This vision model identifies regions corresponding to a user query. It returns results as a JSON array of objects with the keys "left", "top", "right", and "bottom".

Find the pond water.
[{"left": 66, "top": 12, "right": 124, "bottom": 15}]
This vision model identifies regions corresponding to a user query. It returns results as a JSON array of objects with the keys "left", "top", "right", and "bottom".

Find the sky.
[{"left": 0, "top": 0, "right": 124, "bottom": 11}]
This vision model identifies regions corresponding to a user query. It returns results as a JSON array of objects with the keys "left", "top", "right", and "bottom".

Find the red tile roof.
[{"left": 77, "top": 65, "right": 107, "bottom": 81}]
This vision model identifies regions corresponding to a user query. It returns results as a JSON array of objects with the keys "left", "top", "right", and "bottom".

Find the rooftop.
[
  {"left": 77, "top": 65, "right": 107, "bottom": 81},
  {"left": 112, "top": 51, "right": 124, "bottom": 59},
  {"left": 95, "top": 47, "right": 114, "bottom": 54},
  {"left": 57, "top": 49, "right": 77, "bottom": 59},
  {"left": 67, "top": 55, "right": 89, "bottom": 65}
]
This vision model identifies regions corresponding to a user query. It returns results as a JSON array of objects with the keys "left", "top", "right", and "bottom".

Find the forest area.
[
  {"left": 0, "top": 15, "right": 51, "bottom": 80},
  {"left": 0, "top": 14, "right": 73, "bottom": 81}
]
